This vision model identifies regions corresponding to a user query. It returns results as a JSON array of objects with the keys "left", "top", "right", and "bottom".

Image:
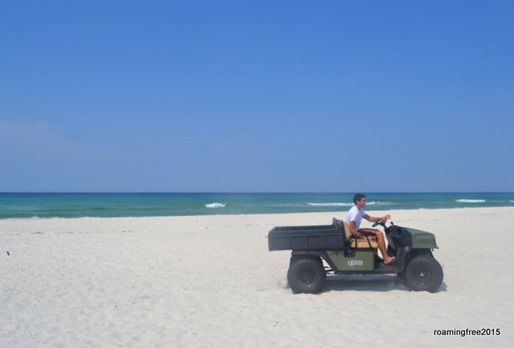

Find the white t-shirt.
[{"left": 346, "top": 205, "right": 365, "bottom": 230}]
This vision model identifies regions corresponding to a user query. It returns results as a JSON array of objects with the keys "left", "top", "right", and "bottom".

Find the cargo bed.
[{"left": 268, "top": 218, "right": 344, "bottom": 251}]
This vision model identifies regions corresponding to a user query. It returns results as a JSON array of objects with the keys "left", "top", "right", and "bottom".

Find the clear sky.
[{"left": 1, "top": 0, "right": 513, "bottom": 192}]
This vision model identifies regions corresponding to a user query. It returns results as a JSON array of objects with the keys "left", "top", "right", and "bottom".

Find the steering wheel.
[{"left": 372, "top": 219, "right": 387, "bottom": 228}]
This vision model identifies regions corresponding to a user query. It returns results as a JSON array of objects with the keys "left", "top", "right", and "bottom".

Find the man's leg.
[
  {"left": 374, "top": 232, "right": 394, "bottom": 264},
  {"left": 359, "top": 229, "right": 394, "bottom": 264}
]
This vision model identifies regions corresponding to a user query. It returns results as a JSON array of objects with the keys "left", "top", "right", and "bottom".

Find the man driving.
[{"left": 346, "top": 193, "right": 395, "bottom": 265}]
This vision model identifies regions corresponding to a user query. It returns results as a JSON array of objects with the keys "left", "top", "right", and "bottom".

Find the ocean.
[{"left": 0, "top": 192, "right": 513, "bottom": 219}]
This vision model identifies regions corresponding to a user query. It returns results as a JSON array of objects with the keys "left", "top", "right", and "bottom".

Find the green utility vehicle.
[{"left": 268, "top": 218, "right": 443, "bottom": 293}]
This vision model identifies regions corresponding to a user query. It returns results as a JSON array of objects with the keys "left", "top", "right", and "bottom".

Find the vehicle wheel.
[
  {"left": 402, "top": 255, "right": 443, "bottom": 292},
  {"left": 287, "top": 258, "right": 326, "bottom": 294}
]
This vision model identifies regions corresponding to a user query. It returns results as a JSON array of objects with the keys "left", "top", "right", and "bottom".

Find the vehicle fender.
[
  {"left": 407, "top": 228, "right": 439, "bottom": 249},
  {"left": 388, "top": 225, "right": 439, "bottom": 249},
  {"left": 290, "top": 251, "right": 333, "bottom": 269}
]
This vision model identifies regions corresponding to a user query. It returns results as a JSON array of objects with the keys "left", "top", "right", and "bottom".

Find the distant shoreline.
[
  {"left": 1, "top": 192, "right": 513, "bottom": 219},
  {"left": 1, "top": 206, "right": 513, "bottom": 221}
]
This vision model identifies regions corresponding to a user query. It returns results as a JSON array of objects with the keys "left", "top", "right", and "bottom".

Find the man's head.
[{"left": 353, "top": 193, "right": 367, "bottom": 208}]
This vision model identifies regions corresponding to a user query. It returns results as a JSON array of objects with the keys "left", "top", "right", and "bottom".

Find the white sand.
[{"left": 1, "top": 208, "right": 513, "bottom": 347}]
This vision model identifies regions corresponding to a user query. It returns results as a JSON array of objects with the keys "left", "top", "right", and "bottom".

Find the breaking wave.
[
  {"left": 307, "top": 202, "right": 353, "bottom": 207},
  {"left": 366, "top": 201, "right": 393, "bottom": 206},
  {"left": 456, "top": 199, "right": 486, "bottom": 203},
  {"left": 306, "top": 201, "right": 394, "bottom": 207},
  {"left": 205, "top": 202, "right": 226, "bottom": 208}
]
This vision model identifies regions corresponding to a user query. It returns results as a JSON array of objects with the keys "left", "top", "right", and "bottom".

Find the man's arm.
[
  {"left": 363, "top": 213, "right": 391, "bottom": 223},
  {"left": 350, "top": 221, "right": 378, "bottom": 239},
  {"left": 349, "top": 221, "right": 362, "bottom": 237},
  {"left": 349, "top": 221, "right": 375, "bottom": 239}
]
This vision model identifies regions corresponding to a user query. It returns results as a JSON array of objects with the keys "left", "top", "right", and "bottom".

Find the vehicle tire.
[
  {"left": 402, "top": 254, "right": 443, "bottom": 292},
  {"left": 287, "top": 258, "right": 326, "bottom": 294}
]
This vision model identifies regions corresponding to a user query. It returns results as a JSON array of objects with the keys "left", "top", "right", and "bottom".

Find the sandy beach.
[{"left": 1, "top": 207, "right": 513, "bottom": 347}]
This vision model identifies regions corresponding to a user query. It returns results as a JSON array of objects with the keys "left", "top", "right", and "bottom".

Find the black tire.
[
  {"left": 402, "top": 254, "right": 443, "bottom": 292},
  {"left": 287, "top": 258, "right": 326, "bottom": 294}
]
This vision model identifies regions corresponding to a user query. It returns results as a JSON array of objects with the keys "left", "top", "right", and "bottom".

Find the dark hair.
[{"left": 353, "top": 193, "right": 366, "bottom": 204}]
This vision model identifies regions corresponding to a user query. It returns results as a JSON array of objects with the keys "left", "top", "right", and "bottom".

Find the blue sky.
[{"left": 1, "top": 0, "right": 513, "bottom": 192}]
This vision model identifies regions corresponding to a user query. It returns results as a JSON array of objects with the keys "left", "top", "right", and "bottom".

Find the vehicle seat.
[{"left": 342, "top": 221, "right": 379, "bottom": 249}]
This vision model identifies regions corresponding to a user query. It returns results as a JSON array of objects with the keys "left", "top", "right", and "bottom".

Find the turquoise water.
[{"left": 0, "top": 192, "right": 513, "bottom": 219}]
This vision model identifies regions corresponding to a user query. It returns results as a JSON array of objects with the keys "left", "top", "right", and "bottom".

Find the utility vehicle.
[{"left": 268, "top": 218, "right": 443, "bottom": 293}]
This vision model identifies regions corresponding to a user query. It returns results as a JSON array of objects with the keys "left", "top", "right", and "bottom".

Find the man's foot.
[{"left": 384, "top": 257, "right": 396, "bottom": 265}]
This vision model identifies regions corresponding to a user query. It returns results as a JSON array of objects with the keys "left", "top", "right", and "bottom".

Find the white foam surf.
[
  {"left": 307, "top": 202, "right": 353, "bottom": 207},
  {"left": 205, "top": 203, "right": 226, "bottom": 208},
  {"left": 366, "top": 201, "right": 393, "bottom": 206},
  {"left": 456, "top": 199, "right": 486, "bottom": 203}
]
